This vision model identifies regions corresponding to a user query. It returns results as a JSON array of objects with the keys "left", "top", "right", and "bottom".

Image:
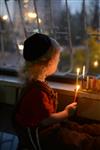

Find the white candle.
[
  {"left": 76, "top": 68, "right": 80, "bottom": 85},
  {"left": 82, "top": 65, "right": 85, "bottom": 79},
  {"left": 82, "top": 65, "right": 86, "bottom": 89},
  {"left": 74, "top": 85, "right": 80, "bottom": 102}
]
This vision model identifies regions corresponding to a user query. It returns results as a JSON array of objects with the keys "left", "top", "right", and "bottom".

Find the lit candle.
[
  {"left": 76, "top": 68, "right": 80, "bottom": 85},
  {"left": 82, "top": 65, "right": 86, "bottom": 89},
  {"left": 74, "top": 85, "right": 80, "bottom": 102},
  {"left": 77, "top": 68, "right": 80, "bottom": 76},
  {"left": 82, "top": 65, "right": 85, "bottom": 79}
]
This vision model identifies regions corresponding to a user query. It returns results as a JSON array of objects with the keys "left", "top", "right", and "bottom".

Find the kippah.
[{"left": 23, "top": 33, "right": 52, "bottom": 61}]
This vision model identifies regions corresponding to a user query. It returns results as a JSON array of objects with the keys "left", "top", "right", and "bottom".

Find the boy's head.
[{"left": 23, "top": 33, "right": 61, "bottom": 61}]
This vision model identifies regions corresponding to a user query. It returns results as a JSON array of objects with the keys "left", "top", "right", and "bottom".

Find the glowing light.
[
  {"left": 2, "top": 15, "right": 8, "bottom": 20},
  {"left": 93, "top": 60, "right": 99, "bottom": 67},
  {"left": 18, "top": 44, "right": 24, "bottom": 55},
  {"left": 76, "top": 67, "right": 80, "bottom": 76},
  {"left": 76, "top": 67, "right": 80, "bottom": 85},
  {"left": 76, "top": 85, "right": 80, "bottom": 91},
  {"left": 38, "top": 18, "right": 42, "bottom": 23},
  {"left": 74, "top": 84, "right": 80, "bottom": 102},
  {"left": 23, "top": 0, "right": 29, "bottom": 3},
  {"left": 27, "top": 12, "right": 37, "bottom": 19}
]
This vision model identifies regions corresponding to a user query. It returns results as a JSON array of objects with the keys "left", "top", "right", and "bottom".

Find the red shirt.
[{"left": 16, "top": 82, "right": 57, "bottom": 128}]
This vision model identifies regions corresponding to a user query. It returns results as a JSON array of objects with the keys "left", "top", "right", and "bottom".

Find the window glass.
[{"left": 0, "top": 0, "right": 100, "bottom": 77}]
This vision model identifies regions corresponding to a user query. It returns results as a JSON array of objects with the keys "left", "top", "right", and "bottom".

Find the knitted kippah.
[{"left": 23, "top": 33, "right": 52, "bottom": 61}]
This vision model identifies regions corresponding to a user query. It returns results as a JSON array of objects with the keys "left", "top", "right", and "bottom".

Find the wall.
[{"left": 0, "top": 76, "right": 100, "bottom": 122}]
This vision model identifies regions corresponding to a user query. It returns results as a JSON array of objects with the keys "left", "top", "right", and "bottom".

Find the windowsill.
[
  {"left": 0, "top": 75, "right": 76, "bottom": 92},
  {"left": 0, "top": 74, "right": 100, "bottom": 99},
  {"left": 0, "top": 75, "right": 24, "bottom": 88},
  {"left": 0, "top": 67, "right": 18, "bottom": 76},
  {"left": 48, "top": 81, "right": 76, "bottom": 93},
  {"left": 0, "top": 68, "right": 77, "bottom": 84},
  {"left": 0, "top": 75, "right": 98, "bottom": 98}
]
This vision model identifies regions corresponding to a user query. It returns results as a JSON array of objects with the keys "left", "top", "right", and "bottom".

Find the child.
[{"left": 15, "top": 33, "right": 77, "bottom": 149}]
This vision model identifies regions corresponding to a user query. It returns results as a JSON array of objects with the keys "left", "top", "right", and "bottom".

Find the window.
[{"left": 0, "top": 0, "right": 100, "bottom": 78}]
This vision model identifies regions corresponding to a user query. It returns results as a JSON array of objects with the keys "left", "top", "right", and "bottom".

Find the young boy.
[{"left": 15, "top": 33, "right": 77, "bottom": 149}]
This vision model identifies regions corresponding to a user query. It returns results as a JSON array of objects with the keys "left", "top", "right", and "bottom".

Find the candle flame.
[
  {"left": 74, "top": 84, "right": 80, "bottom": 102},
  {"left": 76, "top": 68, "right": 80, "bottom": 76},
  {"left": 76, "top": 85, "right": 80, "bottom": 91}
]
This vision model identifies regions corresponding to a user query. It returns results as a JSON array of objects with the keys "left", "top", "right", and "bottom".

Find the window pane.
[{"left": 0, "top": 0, "right": 100, "bottom": 77}]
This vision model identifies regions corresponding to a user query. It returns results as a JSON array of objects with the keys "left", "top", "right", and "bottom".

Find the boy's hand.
[{"left": 65, "top": 102, "right": 77, "bottom": 112}]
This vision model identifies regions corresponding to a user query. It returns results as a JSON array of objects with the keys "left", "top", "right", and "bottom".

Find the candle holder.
[
  {"left": 86, "top": 76, "right": 89, "bottom": 90},
  {"left": 81, "top": 78, "right": 86, "bottom": 89}
]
